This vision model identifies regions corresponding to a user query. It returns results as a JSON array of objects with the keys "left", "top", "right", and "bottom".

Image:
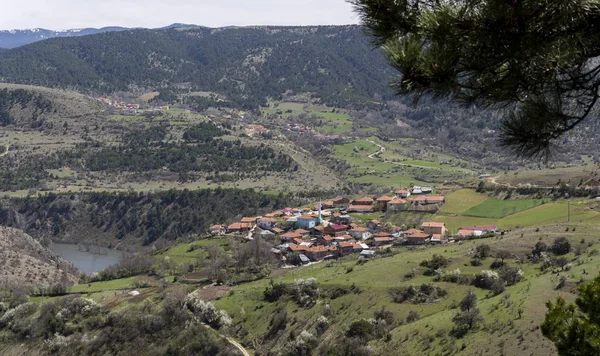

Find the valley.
[{"left": 0, "top": 23, "right": 599, "bottom": 356}]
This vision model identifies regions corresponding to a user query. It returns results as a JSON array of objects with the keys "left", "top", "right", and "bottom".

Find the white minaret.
[{"left": 318, "top": 199, "right": 322, "bottom": 223}]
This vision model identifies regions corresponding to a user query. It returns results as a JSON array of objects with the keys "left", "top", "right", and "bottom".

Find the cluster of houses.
[
  {"left": 91, "top": 96, "right": 169, "bottom": 114},
  {"left": 208, "top": 190, "right": 500, "bottom": 265}
]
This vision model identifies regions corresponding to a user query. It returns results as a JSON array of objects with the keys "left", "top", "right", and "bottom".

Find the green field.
[
  {"left": 438, "top": 189, "right": 489, "bottom": 215},
  {"left": 69, "top": 276, "right": 138, "bottom": 293},
  {"left": 463, "top": 198, "right": 545, "bottom": 218}
]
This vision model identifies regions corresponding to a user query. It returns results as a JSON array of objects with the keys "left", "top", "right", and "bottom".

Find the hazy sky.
[{"left": 0, "top": 0, "right": 359, "bottom": 30}]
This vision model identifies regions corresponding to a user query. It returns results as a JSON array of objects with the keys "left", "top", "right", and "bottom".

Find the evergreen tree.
[
  {"left": 350, "top": 0, "right": 600, "bottom": 158},
  {"left": 542, "top": 274, "right": 600, "bottom": 355}
]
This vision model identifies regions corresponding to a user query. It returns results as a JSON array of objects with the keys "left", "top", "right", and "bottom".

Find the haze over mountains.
[{"left": 0, "top": 23, "right": 199, "bottom": 48}]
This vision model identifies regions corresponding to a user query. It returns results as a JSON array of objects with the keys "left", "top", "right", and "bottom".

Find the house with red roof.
[
  {"left": 387, "top": 198, "right": 408, "bottom": 212},
  {"left": 281, "top": 231, "right": 303, "bottom": 242},
  {"left": 209, "top": 225, "right": 225, "bottom": 235},
  {"left": 257, "top": 217, "right": 277, "bottom": 230},
  {"left": 395, "top": 189, "right": 411, "bottom": 198},
  {"left": 421, "top": 222, "right": 447, "bottom": 236},
  {"left": 324, "top": 224, "right": 348, "bottom": 237},
  {"left": 338, "top": 241, "right": 355, "bottom": 256}
]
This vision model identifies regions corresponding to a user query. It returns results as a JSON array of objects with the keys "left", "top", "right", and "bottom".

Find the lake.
[{"left": 50, "top": 243, "right": 123, "bottom": 275}]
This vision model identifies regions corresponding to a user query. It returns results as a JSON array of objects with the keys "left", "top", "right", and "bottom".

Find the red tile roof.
[
  {"left": 259, "top": 217, "right": 277, "bottom": 223},
  {"left": 210, "top": 225, "right": 222, "bottom": 230},
  {"left": 373, "top": 232, "right": 390, "bottom": 237},
  {"left": 376, "top": 195, "right": 393, "bottom": 202},
  {"left": 281, "top": 231, "right": 303, "bottom": 239},
  {"left": 298, "top": 215, "right": 317, "bottom": 220},
  {"left": 388, "top": 198, "right": 407, "bottom": 205},
  {"left": 327, "top": 224, "right": 347, "bottom": 231},
  {"left": 289, "top": 244, "right": 308, "bottom": 252},
  {"left": 351, "top": 227, "right": 369, "bottom": 232},
  {"left": 241, "top": 217, "right": 256, "bottom": 223},
  {"left": 338, "top": 242, "right": 354, "bottom": 248},
  {"left": 374, "top": 237, "right": 392, "bottom": 242},
  {"left": 272, "top": 227, "right": 284, "bottom": 233},
  {"left": 296, "top": 229, "right": 310, "bottom": 235},
  {"left": 321, "top": 235, "right": 334, "bottom": 241}
]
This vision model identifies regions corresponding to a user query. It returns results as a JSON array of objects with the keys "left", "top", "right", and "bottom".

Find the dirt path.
[
  {"left": 366, "top": 139, "right": 385, "bottom": 159},
  {"left": 226, "top": 337, "right": 251, "bottom": 356},
  {"left": 203, "top": 323, "right": 251, "bottom": 356}
]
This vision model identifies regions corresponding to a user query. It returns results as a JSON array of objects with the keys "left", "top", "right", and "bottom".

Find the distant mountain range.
[
  {"left": 0, "top": 25, "right": 393, "bottom": 108},
  {"left": 0, "top": 23, "right": 198, "bottom": 48}
]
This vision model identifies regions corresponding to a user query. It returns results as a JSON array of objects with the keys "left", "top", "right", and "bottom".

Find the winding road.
[{"left": 202, "top": 323, "right": 251, "bottom": 356}]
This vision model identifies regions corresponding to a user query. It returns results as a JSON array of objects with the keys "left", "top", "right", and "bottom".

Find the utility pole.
[{"left": 568, "top": 200, "right": 571, "bottom": 223}]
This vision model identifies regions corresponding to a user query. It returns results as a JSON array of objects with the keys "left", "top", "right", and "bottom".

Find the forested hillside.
[
  {"left": 0, "top": 188, "right": 297, "bottom": 246},
  {"left": 0, "top": 26, "right": 394, "bottom": 108}
]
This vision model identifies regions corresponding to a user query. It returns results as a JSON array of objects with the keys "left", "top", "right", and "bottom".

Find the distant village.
[
  {"left": 209, "top": 186, "right": 500, "bottom": 265},
  {"left": 92, "top": 96, "right": 170, "bottom": 114}
]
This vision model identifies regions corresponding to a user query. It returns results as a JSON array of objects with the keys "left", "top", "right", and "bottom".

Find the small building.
[
  {"left": 281, "top": 231, "right": 304, "bottom": 242},
  {"left": 324, "top": 224, "right": 348, "bottom": 237},
  {"left": 306, "top": 246, "right": 330, "bottom": 261},
  {"left": 387, "top": 198, "right": 408, "bottom": 212},
  {"left": 360, "top": 250, "right": 376, "bottom": 258},
  {"left": 347, "top": 204, "right": 374, "bottom": 213},
  {"left": 271, "top": 227, "right": 285, "bottom": 235},
  {"left": 333, "top": 196, "right": 350, "bottom": 208},
  {"left": 295, "top": 229, "right": 311, "bottom": 237},
  {"left": 257, "top": 217, "right": 277, "bottom": 230},
  {"left": 366, "top": 219, "right": 381, "bottom": 232},
  {"left": 318, "top": 234, "right": 334, "bottom": 246},
  {"left": 349, "top": 227, "right": 372, "bottom": 241},
  {"left": 421, "top": 222, "right": 447, "bottom": 236},
  {"left": 296, "top": 215, "right": 319, "bottom": 229},
  {"left": 315, "top": 201, "right": 334, "bottom": 210},
  {"left": 375, "top": 196, "right": 393, "bottom": 211},
  {"left": 333, "top": 214, "right": 353, "bottom": 225},
  {"left": 395, "top": 189, "right": 411, "bottom": 199},
  {"left": 405, "top": 230, "right": 431, "bottom": 245},
  {"left": 421, "top": 187, "right": 433, "bottom": 194},
  {"left": 227, "top": 223, "right": 252, "bottom": 234},
  {"left": 373, "top": 231, "right": 390, "bottom": 238},
  {"left": 241, "top": 217, "right": 257, "bottom": 225},
  {"left": 412, "top": 186, "right": 423, "bottom": 195},
  {"left": 338, "top": 242, "right": 355, "bottom": 256},
  {"left": 373, "top": 237, "right": 392, "bottom": 247},
  {"left": 210, "top": 225, "right": 225, "bottom": 235},
  {"left": 298, "top": 254, "right": 311, "bottom": 264}
]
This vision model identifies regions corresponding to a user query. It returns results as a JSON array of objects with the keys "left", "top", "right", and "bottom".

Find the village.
[{"left": 209, "top": 187, "right": 499, "bottom": 265}]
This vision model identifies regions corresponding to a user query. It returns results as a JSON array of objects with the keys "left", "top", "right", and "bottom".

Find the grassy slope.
[
  {"left": 214, "top": 225, "right": 600, "bottom": 355},
  {"left": 432, "top": 190, "right": 600, "bottom": 233}
]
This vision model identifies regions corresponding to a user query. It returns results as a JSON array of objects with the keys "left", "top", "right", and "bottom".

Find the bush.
[
  {"left": 315, "top": 316, "right": 329, "bottom": 335},
  {"left": 406, "top": 310, "right": 420, "bottom": 323},
  {"left": 490, "top": 260, "right": 506, "bottom": 269},
  {"left": 474, "top": 244, "right": 491, "bottom": 259},
  {"left": 264, "top": 280, "right": 288, "bottom": 302},
  {"left": 420, "top": 254, "right": 449, "bottom": 275},
  {"left": 346, "top": 319, "right": 374, "bottom": 339},
  {"left": 185, "top": 290, "right": 232, "bottom": 329},
  {"left": 498, "top": 266, "right": 525, "bottom": 286},
  {"left": 552, "top": 237, "right": 571, "bottom": 256},
  {"left": 389, "top": 284, "right": 447, "bottom": 304},
  {"left": 472, "top": 270, "right": 505, "bottom": 295},
  {"left": 470, "top": 257, "right": 482, "bottom": 266}
]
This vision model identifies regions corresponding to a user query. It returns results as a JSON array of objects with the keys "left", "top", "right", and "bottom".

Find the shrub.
[
  {"left": 498, "top": 267, "right": 525, "bottom": 286},
  {"left": 406, "top": 310, "right": 420, "bottom": 323},
  {"left": 552, "top": 237, "right": 571, "bottom": 256},
  {"left": 346, "top": 319, "right": 374, "bottom": 339},
  {"left": 389, "top": 284, "right": 447, "bottom": 304},
  {"left": 490, "top": 260, "right": 506, "bottom": 269},
  {"left": 289, "top": 278, "right": 319, "bottom": 307},
  {"left": 315, "top": 316, "right": 329, "bottom": 335},
  {"left": 470, "top": 257, "right": 482, "bottom": 266},
  {"left": 474, "top": 244, "right": 492, "bottom": 259},
  {"left": 472, "top": 270, "right": 505, "bottom": 295},
  {"left": 420, "top": 254, "right": 449, "bottom": 275},
  {"left": 264, "top": 280, "right": 288, "bottom": 302},
  {"left": 185, "top": 290, "right": 232, "bottom": 329}
]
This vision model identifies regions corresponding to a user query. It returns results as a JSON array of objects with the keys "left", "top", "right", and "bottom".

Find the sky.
[{"left": 0, "top": 0, "right": 359, "bottom": 30}]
